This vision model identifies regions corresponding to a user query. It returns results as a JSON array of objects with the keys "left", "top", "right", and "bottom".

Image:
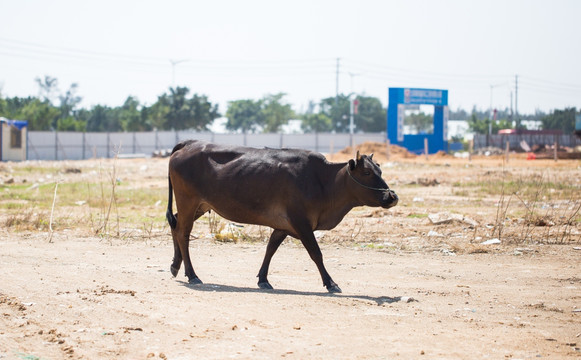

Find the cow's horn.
[
  {"left": 369, "top": 153, "right": 374, "bottom": 160},
  {"left": 356, "top": 150, "right": 361, "bottom": 161}
]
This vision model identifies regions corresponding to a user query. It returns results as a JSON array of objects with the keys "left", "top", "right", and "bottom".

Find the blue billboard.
[{"left": 387, "top": 87, "right": 449, "bottom": 154}]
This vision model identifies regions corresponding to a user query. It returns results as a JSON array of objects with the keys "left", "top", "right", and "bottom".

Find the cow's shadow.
[{"left": 178, "top": 281, "right": 413, "bottom": 305}]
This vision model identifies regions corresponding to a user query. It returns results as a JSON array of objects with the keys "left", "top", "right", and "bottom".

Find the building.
[{"left": 0, "top": 118, "right": 28, "bottom": 161}]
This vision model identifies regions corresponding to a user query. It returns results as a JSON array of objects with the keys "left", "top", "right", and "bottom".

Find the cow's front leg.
[
  {"left": 293, "top": 221, "right": 341, "bottom": 293},
  {"left": 257, "top": 230, "right": 287, "bottom": 290}
]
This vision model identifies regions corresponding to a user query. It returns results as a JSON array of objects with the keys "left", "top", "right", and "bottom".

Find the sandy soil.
[{"left": 1, "top": 147, "right": 580, "bottom": 359}]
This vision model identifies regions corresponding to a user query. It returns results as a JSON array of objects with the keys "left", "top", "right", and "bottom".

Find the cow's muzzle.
[{"left": 381, "top": 190, "right": 398, "bottom": 209}]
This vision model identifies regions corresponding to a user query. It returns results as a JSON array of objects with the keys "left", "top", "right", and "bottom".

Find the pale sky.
[{"left": 1, "top": 0, "right": 580, "bottom": 116}]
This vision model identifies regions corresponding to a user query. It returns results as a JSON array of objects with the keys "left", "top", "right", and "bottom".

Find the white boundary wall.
[{"left": 26, "top": 131, "right": 386, "bottom": 161}]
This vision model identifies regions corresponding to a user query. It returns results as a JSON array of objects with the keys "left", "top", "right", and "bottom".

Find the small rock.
[
  {"left": 441, "top": 249, "right": 456, "bottom": 256},
  {"left": 427, "top": 230, "right": 444, "bottom": 237},
  {"left": 481, "top": 238, "right": 501, "bottom": 245},
  {"left": 417, "top": 177, "right": 439, "bottom": 186},
  {"left": 428, "top": 213, "right": 451, "bottom": 224}
]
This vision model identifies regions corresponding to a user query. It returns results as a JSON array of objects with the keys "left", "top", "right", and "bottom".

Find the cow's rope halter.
[{"left": 345, "top": 164, "right": 391, "bottom": 192}]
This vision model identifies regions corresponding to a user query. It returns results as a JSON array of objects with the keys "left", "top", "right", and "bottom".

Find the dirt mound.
[
  {"left": 335, "top": 141, "right": 416, "bottom": 162},
  {"left": 432, "top": 150, "right": 452, "bottom": 158}
]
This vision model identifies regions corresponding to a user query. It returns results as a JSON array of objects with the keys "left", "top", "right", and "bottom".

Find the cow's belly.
[{"left": 205, "top": 201, "right": 293, "bottom": 232}]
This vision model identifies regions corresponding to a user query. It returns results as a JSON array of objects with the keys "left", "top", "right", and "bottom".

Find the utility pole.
[
  {"left": 515, "top": 75, "right": 519, "bottom": 128},
  {"left": 489, "top": 82, "right": 505, "bottom": 135},
  {"left": 170, "top": 59, "right": 189, "bottom": 88},
  {"left": 510, "top": 91, "right": 513, "bottom": 123},
  {"left": 489, "top": 85, "right": 493, "bottom": 135},
  {"left": 348, "top": 72, "right": 360, "bottom": 145},
  {"left": 335, "top": 58, "right": 340, "bottom": 105}
]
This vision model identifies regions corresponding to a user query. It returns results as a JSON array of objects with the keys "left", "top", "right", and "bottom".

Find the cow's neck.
[{"left": 316, "top": 162, "right": 360, "bottom": 230}]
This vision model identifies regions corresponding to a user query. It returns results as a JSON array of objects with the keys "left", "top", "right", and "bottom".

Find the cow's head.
[{"left": 347, "top": 151, "right": 398, "bottom": 209}]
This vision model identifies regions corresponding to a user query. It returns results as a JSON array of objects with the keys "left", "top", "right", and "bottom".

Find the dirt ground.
[{"left": 1, "top": 146, "right": 580, "bottom": 359}]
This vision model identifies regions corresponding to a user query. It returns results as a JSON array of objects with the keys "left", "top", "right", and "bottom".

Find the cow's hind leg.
[
  {"left": 257, "top": 230, "right": 287, "bottom": 290},
  {"left": 171, "top": 206, "right": 205, "bottom": 284},
  {"left": 293, "top": 221, "right": 341, "bottom": 293},
  {"left": 170, "top": 213, "right": 181, "bottom": 277},
  {"left": 170, "top": 209, "right": 207, "bottom": 277}
]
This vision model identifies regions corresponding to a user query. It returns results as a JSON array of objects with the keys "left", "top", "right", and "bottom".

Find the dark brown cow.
[{"left": 166, "top": 140, "right": 398, "bottom": 293}]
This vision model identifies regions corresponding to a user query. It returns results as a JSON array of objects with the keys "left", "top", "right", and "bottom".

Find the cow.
[{"left": 166, "top": 140, "right": 398, "bottom": 293}]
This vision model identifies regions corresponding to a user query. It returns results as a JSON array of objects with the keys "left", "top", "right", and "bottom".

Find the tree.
[
  {"left": 405, "top": 111, "right": 433, "bottom": 134},
  {"left": 59, "top": 83, "right": 82, "bottom": 118},
  {"left": 467, "top": 112, "right": 514, "bottom": 135},
  {"left": 20, "top": 98, "right": 60, "bottom": 131},
  {"left": 56, "top": 83, "right": 84, "bottom": 131},
  {"left": 86, "top": 105, "right": 121, "bottom": 132},
  {"left": 225, "top": 99, "right": 264, "bottom": 133},
  {"left": 317, "top": 94, "right": 386, "bottom": 133},
  {"left": 156, "top": 87, "right": 220, "bottom": 130},
  {"left": 35, "top": 76, "right": 59, "bottom": 104},
  {"left": 188, "top": 93, "right": 220, "bottom": 131},
  {"left": 119, "top": 96, "right": 147, "bottom": 132},
  {"left": 320, "top": 94, "right": 350, "bottom": 132},
  {"left": 355, "top": 96, "right": 386, "bottom": 132},
  {"left": 146, "top": 97, "right": 170, "bottom": 130},
  {"left": 467, "top": 113, "right": 489, "bottom": 134},
  {"left": 262, "top": 93, "right": 294, "bottom": 133},
  {"left": 301, "top": 113, "right": 332, "bottom": 133},
  {"left": 541, "top": 107, "right": 576, "bottom": 133},
  {"left": 0, "top": 96, "right": 60, "bottom": 131},
  {"left": 57, "top": 116, "right": 86, "bottom": 131}
]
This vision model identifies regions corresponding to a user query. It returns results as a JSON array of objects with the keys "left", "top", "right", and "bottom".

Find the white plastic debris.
[
  {"left": 427, "top": 230, "right": 444, "bottom": 237},
  {"left": 481, "top": 238, "right": 501, "bottom": 245}
]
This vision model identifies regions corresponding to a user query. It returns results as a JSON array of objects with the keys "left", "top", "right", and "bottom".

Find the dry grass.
[{"left": 0, "top": 156, "right": 579, "bottom": 251}]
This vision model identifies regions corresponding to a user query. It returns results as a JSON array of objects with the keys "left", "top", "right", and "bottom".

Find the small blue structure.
[{"left": 387, "top": 88, "right": 449, "bottom": 154}]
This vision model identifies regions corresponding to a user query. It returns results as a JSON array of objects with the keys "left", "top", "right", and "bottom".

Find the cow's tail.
[
  {"left": 166, "top": 141, "right": 192, "bottom": 230},
  {"left": 166, "top": 175, "right": 177, "bottom": 229}
]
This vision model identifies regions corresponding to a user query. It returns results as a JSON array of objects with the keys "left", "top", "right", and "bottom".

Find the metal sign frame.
[{"left": 387, "top": 87, "right": 449, "bottom": 154}]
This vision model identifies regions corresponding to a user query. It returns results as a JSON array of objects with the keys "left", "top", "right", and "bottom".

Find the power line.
[{"left": 0, "top": 37, "right": 334, "bottom": 69}]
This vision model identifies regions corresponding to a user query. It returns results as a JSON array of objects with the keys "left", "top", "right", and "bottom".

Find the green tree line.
[{"left": 0, "top": 76, "right": 576, "bottom": 134}]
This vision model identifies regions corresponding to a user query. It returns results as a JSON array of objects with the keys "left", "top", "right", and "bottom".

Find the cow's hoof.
[
  {"left": 188, "top": 277, "right": 203, "bottom": 285},
  {"left": 258, "top": 281, "right": 273, "bottom": 290},
  {"left": 326, "top": 285, "right": 342, "bottom": 293},
  {"left": 170, "top": 265, "right": 179, "bottom": 277}
]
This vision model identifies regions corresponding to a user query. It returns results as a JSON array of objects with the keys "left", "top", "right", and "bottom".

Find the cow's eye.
[{"left": 363, "top": 171, "right": 371, "bottom": 176}]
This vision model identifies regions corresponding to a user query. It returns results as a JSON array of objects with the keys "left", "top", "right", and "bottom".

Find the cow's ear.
[{"left": 349, "top": 159, "right": 356, "bottom": 171}]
